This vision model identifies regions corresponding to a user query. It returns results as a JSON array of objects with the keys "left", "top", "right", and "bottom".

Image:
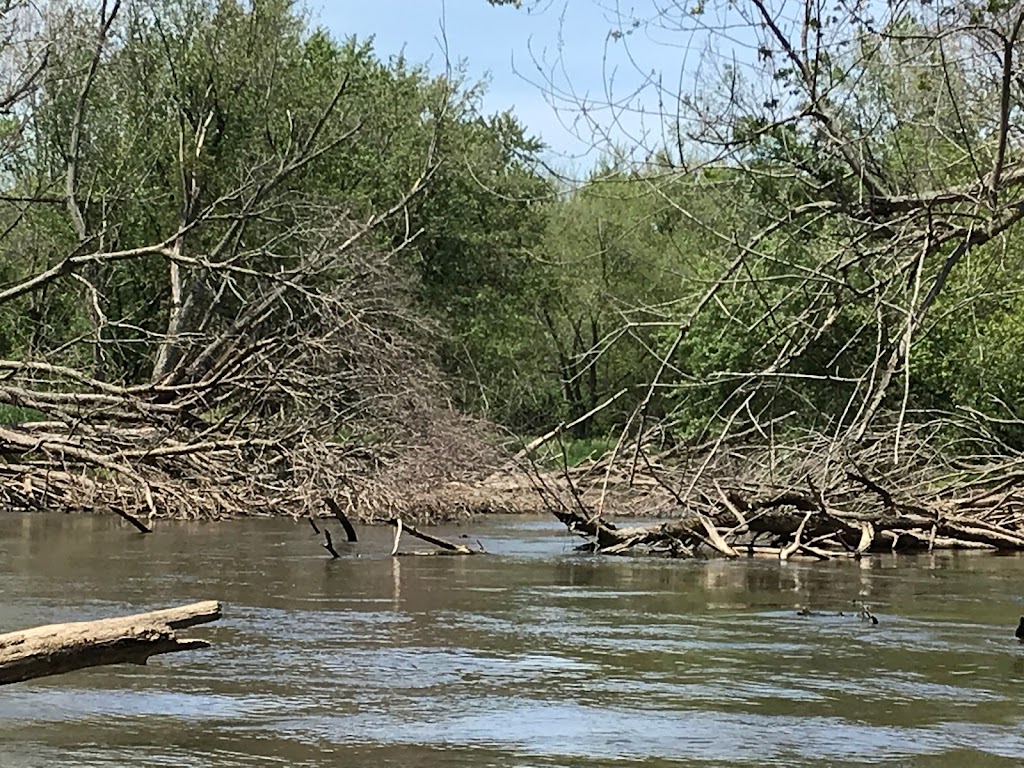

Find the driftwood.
[
  {"left": 387, "top": 517, "right": 481, "bottom": 556},
  {"left": 0, "top": 601, "right": 222, "bottom": 685},
  {"left": 325, "top": 498, "right": 358, "bottom": 542},
  {"left": 545, "top": 463, "right": 1024, "bottom": 559},
  {"left": 798, "top": 602, "right": 879, "bottom": 625}
]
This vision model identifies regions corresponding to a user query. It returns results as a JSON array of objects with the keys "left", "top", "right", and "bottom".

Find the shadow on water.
[{"left": 1, "top": 513, "right": 1024, "bottom": 767}]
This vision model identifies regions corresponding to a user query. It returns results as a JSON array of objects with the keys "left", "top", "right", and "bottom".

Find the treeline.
[
  {"left": 472, "top": 0, "right": 1024, "bottom": 458},
  {"left": 3, "top": 0, "right": 1024, "bottom": 466}
]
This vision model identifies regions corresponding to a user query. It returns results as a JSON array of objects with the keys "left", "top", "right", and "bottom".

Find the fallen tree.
[
  {"left": 482, "top": 1, "right": 1024, "bottom": 557},
  {"left": 528, "top": 426, "right": 1024, "bottom": 558},
  {"left": 547, "top": 480, "right": 1024, "bottom": 559},
  {"left": 386, "top": 517, "right": 483, "bottom": 556},
  {"left": 0, "top": 601, "right": 222, "bottom": 685},
  {"left": 0, "top": 2, "right": 507, "bottom": 526}
]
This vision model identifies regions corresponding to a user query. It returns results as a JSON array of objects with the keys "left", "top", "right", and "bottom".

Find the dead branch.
[
  {"left": 529, "top": 429, "right": 1024, "bottom": 558},
  {"left": 322, "top": 528, "right": 340, "bottom": 558},
  {"left": 386, "top": 517, "right": 478, "bottom": 556},
  {"left": 325, "top": 498, "right": 358, "bottom": 542},
  {"left": 511, "top": 388, "right": 627, "bottom": 461}
]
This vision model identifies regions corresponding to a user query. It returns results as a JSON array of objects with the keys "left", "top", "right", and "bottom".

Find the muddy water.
[{"left": 1, "top": 514, "right": 1023, "bottom": 767}]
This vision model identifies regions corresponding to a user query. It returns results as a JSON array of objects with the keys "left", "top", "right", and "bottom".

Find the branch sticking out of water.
[
  {"left": 322, "top": 529, "right": 340, "bottom": 559},
  {"left": 325, "top": 498, "right": 358, "bottom": 542},
  {"left": 386, "top": 517, "right": 480, "bottom": 556}
]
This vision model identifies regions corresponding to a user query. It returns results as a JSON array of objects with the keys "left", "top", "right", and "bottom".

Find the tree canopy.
[{"left": 2, "top": 0, "right": 1024, "bottom": 523}]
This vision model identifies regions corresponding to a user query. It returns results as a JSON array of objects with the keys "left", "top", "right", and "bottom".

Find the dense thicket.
[
  {"left": 0, "top": 0, "right": 550, "bottom": 519},
  {"left": 485, "top": 0, "right": 1024, "bottom": 465}
]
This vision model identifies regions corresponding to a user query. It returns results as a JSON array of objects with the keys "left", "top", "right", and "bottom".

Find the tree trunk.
[{"left": 0, "top": 600, "right": 222, "bottom": 685}]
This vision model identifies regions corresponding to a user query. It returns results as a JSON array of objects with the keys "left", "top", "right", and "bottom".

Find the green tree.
[
  {"left": 0, "top": 0, "right": 558, "bottom": 518},
  {"left": 493, "top": 0, "right": 1024, "bottom": 456}
]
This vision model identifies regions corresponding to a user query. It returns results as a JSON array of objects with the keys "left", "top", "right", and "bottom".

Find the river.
[{"left": 1, "top": 513, "right": 1023, "bottom": 766}]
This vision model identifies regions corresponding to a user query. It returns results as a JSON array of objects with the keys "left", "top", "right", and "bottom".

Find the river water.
[{"left": 1, "top": 514, "right": 1023, "bottom": 767}]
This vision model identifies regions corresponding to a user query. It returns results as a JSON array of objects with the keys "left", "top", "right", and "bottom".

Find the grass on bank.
[{"left": 523, "top": 436, "right": 616, "bottom": 467}]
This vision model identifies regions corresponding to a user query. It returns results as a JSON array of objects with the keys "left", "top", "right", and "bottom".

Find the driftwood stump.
[{"left": 0, "top": 600, "right": 222, "bottom": 685}]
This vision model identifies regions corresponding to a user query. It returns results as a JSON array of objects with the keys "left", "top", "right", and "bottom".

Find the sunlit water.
[{"left": 1, "top": 513, "right": 1023, "bottom": 767}]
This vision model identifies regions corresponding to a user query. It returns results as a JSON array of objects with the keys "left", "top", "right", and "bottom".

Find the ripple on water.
[
  {"left": 0, "top": 688, "right": 291, "bottom": 723},
  {"left": 264, "top": 699, "right": 1024, "bottom": 764},
  {"left": 4, "top": 516, "right": 1024, "bottom": 767}
]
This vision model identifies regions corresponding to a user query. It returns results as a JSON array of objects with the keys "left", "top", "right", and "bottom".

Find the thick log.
[{"left": 0, "top": 600, "right": 222, "bottom": 685}]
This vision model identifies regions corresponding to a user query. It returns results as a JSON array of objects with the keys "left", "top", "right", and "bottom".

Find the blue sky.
[{"left": 309, "top": 1, "right": 718, "bottom": 166}]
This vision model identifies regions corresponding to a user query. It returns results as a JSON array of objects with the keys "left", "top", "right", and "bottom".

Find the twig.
[{"left": 322, "top": 529, "right": 340, "bottom": 559}]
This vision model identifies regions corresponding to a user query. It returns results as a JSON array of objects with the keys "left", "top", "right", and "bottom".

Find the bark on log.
[{"left": 0, "top": 600, "right": 222, "bottom": 685}]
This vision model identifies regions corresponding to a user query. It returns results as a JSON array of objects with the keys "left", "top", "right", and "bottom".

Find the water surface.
[{"left": 1, "top": 513, "right": 1023, "bottom": 766}]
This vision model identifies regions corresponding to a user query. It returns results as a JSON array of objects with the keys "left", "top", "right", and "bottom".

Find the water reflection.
[{"left": 1, "top": 514, "right": 1023, "bottom": 767}]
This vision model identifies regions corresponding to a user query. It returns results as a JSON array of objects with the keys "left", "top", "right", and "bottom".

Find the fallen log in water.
[
  {"left": 0, "top": 600, "right": 222, "bottom": 685},
  {"left": 547, "top": 468, "right": 1024, "bottom": 559},
  {"left": 387, "top": 517, "right": 482, "bottom": 556}
]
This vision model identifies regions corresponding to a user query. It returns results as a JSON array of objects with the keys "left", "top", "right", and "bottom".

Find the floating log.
[{"left": 0, "top": 600, "right": 222, "bottom": 685}]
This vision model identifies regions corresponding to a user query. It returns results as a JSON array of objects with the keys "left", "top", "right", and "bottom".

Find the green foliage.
[
  {"left": 528, "top": 436, "right": 616, "bottom": 467},
  {"left": 0, "top": 405, "right": 46, "bottom": 425},
  {"left": 0, "top": 0, "right": 551, "bottom": 409},
  {"left": 5, "top": 0, "right": 1024, "bottom": 460}
]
